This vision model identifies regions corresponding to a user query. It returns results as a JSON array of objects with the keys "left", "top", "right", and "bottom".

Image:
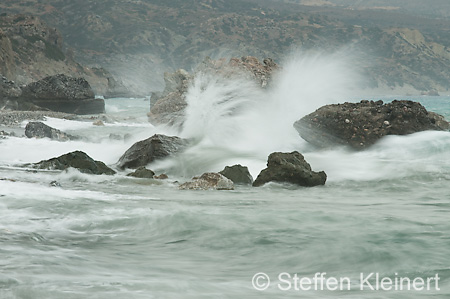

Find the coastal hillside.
[
  {"left": 0, "top": 14, "right": 128, "bottom": 96},
  {"left": 0, "top": 0, "right": 449, "bottom": 94}
]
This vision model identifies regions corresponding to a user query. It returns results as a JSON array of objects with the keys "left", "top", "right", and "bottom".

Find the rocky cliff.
[
  {"left": 1, "top": 1, "right": 449, "bottom": 94},
  {"left": 0, "top": 14, "right": 128, "bottom": 97}
]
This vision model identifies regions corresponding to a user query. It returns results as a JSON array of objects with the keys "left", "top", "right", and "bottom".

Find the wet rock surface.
[
  {"left": 25, "top": 121, "right": 78, "bottom": 141},
  {"left": 31, "top": 150, "right": 116, "bottom": 175},
  {"left": 147, "top": 69, "right": 191, "bottom": 125},
  {"left": 179, "top": 172, "right": 234, "bottom": 190},
  {"left": 219, "top": 164, "right": 253, "bottom": 185},
  {"left": 126, "top": 166, "right": 155, "bottom": 179},
  {"left": 253, "top": 151, "right": 327, "bottom": 187},
  {"left": 19, "top": 74, "right": 105, "bottom": 114},
  {"left": 118, "top": 134, "right": 189, "bottom": 169},
  {"left": 294, "top": 100, "right": 450, "bottom": 150},
  {"left": 148, "top": 56, "right": 279, "bottom": 125}
]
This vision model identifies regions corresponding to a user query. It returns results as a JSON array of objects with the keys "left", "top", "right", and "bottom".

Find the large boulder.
[
  {"left": 118, "top": 134, "right": 189, "bottom": 169},
  {"left": 228, "top": 56, "right": 279, "bottom": 88},
  {"left": 147, "top": 69, "right": 191, "bottom": 125},
  {"left": 219, "top": 164, "right": 253, "bottom": 185},
  {"left": 25, "top": 121, "right": 78, "bottom": 141},
  {"left": 148, "top": 56, "right": 279, "bottom": 125},
  {"left": 253, "top": 151, "right": 327, "bottom": 187},
  {"left": 294, "top": 100, "right": 450, "bottom": 150},
  {"left": 30, "top": 150, "right": 116, "bottom": 175},
  {"left": 19, "top": 74, "right": 105, "bottom": 114},
  {"left": 179, "top": 172, "right": 234, "bottom": 190}
]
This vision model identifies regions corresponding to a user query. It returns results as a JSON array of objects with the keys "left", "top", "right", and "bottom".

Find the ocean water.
[{"left": 1, "top": 57, "right": 450, "bottom": 298}]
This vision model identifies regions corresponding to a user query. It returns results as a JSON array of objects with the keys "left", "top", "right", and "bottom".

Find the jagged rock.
[
  {"left": 219, "top": 164, "right": 253, "bottom": 185},
  {"left": 228, "top": 56, "right": 279, "bottom": 88},
  {"left": 428, "top": 112, "right": 450, "bottom": 131},
  {"left": 31, "top": 150, "right": 116, "bottom": 175},
  {"left": 19, "top": 74, "right": 105, "bottom": 114},
  {"left": 253, "top": 151, "right": 327, "bottom": 187},
  {"left": 25, "top": 121, "right": 77, "bottom": 141},
  {"left": 294, "top": 100, "right": 450, "bottom": 150},
  {"left": 118, "top": 134, "right": 189, "bottom": 169},
  {"left": 179, "top": 172, "right": 234, "bottom": 190},
  {"left": 148, "top": 56, "right": 279, "bottom": 125},
  {"left": 0, "top": 15, "right": 123, "bottom": 99},
  {"left": 147, "top": 69, "right": 192, "bottom": 125},
  {"left": 126, "top": 166, "right": 155, "bottom": 178}
]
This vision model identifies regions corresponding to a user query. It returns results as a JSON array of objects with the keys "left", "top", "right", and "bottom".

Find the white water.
[{"left": 1, "top": 53, "right": 449, "bottom": 298}]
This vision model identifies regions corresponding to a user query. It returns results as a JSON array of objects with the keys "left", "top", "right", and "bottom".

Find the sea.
[{"left": 0, "top": 56, "right": 449, "bottom": 298}]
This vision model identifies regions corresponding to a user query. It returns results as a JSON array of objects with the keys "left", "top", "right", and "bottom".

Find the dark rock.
[
  {"left": 19, "top": 74, "right": 105, "bottom": 114},
  {"left": 294, "top": 100, "right": 450, "bottom": 150},
  {"left": 126, "top": 166, "right": 155, "bottom": 178},
  {"left": 428, "top": 112, "right": 450, "bottom": 131},
  {"left": 179, "top": 172, "right": 234, "bottom": 190},
  {"left": 219, "top": 164, "right": 253, "bottom": 185},
  {"left": 118, "top": 134, "right": 189, "bottom": 169},
  {"left": 31, "top": 150, "right": 116, "bottom": 175},
  {"left": 25, "top": 121, "right": 78, "bottom": 141},
  {"left": 50, "top": 181, "right": 61, "bottom": 187},
  {"left": 253, "top": 151, "right": 327, "bottom": 187},
  {"left": 0, "top": 130, "right": 15, "bottom": 137}
]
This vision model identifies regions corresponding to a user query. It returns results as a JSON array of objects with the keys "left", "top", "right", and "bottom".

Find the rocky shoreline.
[
  {"left": 2, "top": 95, "right": 448, "bottom": 191},
  {"left": 1, "top": 56, "right": 449, "bottom": 190},
  {"left": 0, "top": 110, "right": 76, "bottom": 127}
]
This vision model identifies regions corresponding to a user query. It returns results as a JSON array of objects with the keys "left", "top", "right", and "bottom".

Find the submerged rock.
[
  {"left": 253, "top": 151, "right": 326, "bottom": 187},
  {"left": 0, "top": 130, "right": 15, "bottom": 137},
  {"left": 118, "top": 134, "right": 189, "bottom": 169},
  {"left": 179, "top": 172, "right": 234, "bottom": 190},
  {"left": 154, "top": 174, "right": 169, "bottom": 180},
  {"left": 294, "top": 100, "right": 449, "bottom": 150},
  {"left": 25, "top": 121, "right": 78, "bottom": 141},
  {"left": 31, "top": 150, "right": 116, "bottom": 175},
  {"left": 219, "top": 164, "right": 253, "bottom": 185},
  {"left": 19, "top": 74, "right": 105, "bottom": 114},
  {"left": 126, "top": 166, "right": 155, "bottom": 178},
  {"left": 49, "top": 180, "right": 61, "bottom": 187}
]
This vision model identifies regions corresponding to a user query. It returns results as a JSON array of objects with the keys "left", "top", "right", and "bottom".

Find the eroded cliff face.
[
  {"left": 0, "top": 30, "right": 15, "bottom": 80},
  {"left": 2, "top": 1, "right": 450, "bottom": 95},
  {"left": 0, "top": 14, "right": 128, "bottom": 97}
]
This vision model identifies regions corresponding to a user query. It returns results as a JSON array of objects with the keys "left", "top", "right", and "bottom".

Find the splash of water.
[{"left": 154, "top": 51, "right": 360, "bottom": 177}]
